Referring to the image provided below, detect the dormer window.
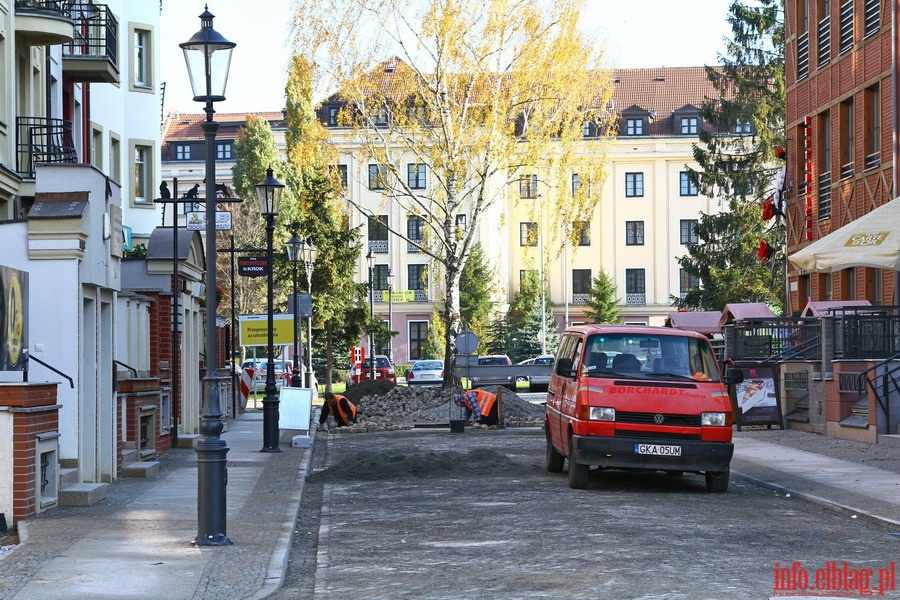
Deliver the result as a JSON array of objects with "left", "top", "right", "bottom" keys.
[
  {"left": 680, "top": 117, "right": 698, "bottom": 134},
  {"left": 582, "top": 120, "right": 592, "bottom": 137},
  {"left": 374, "top": 107, "right": 389, "bottom": 126},
  {"left": 327, "top": 106, "right": 340, "bottom": 127},
  {"left": 625, "top": 118, "right": 644, "bottom": 136}
]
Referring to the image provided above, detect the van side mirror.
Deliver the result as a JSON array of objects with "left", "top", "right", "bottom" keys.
[
  {"left": 723, "top": 368, "right": 744, "bottom": 386},
  {"left": 556, "top": 357, "right": 574, "bottom": 377}
]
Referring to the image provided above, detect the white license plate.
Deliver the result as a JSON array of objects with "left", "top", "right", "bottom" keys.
[
  {"left": 634, "top": 443, "right": 682, "bottom": 457},
  {"left": 420, "top": 374, "right": 434, "bottom": 379}
]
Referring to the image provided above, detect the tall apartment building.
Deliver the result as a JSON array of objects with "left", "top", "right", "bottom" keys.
[
  {"left": 324, "top": 65, "right": 733, "bottom": 363},
  {"left": 784, "top": 0, "right": 894, "bottom": 310}
]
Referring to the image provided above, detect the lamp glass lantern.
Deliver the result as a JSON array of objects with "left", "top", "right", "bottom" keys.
[
  {"left": 180, "top": 8, "right": 235, "bottom": 103},
  {"left": 256, "top": 168, "right": 284, "bottom": 215}
]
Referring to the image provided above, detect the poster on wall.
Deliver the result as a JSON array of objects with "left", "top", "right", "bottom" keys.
[
  {"left": 0, "top": 265, "right": 28, "bottom": 371},
  {"left": 731, "top": 364, "right": 783, "bottom": 430}
]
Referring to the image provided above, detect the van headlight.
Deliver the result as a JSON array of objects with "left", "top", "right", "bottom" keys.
[
  {"left": 701, "top": 412, "right": 726, "bottom": 426},
  {"left": 589, "top": 407, "right": 615, "bottom": 421}
]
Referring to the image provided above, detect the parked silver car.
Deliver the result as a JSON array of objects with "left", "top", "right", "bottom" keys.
[
  {"left": 472, "top": 354, "right": 514, "bottom": 390},
  {"left": 525, "top": 354, "right": 554, "bottom": 392},
  {"left": 407, "top": 359, "right": 444, "bottom": 387}
]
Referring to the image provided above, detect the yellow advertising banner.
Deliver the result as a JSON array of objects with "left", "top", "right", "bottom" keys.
[{"left": 239, "top": 314, "right": 295, "bottom": 346}]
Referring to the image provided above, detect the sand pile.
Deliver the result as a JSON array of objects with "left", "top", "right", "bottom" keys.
[{"left": 328, "top": 385, "right": 545, "bottom": 432}]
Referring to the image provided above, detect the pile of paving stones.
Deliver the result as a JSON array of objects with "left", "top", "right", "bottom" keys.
[{"left": 328, "top": 384, "right": 546, "bottom": 433}]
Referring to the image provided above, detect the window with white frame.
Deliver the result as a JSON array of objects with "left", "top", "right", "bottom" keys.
[
  {"left": 574, "top": 221, "right": 590, "bottom": 246},
  {"left": 408, "top": 264, "right": 427, "bottom": 290},
  {"left": 519, "top": 174, "right": 538, "bottom": 199},
  {"left": 625, "top": 221, "right": 644, "bottom": 246},
  {"left": 625, "top": 172, "right": 644, "bottom": 197},
  {"left": 407, "top": 214, "right": 424, "bottom": 242},
  {"left": 680, "top": 219, "right": 699, "bottom": 245},
  {"left": 407, "top": 163, "right": 427, "bottom": 189},
  {"left": 680, "top": 269, "right": 701, "bottom": 295},
  {"left": 735, "top": 120, "right": 752, "bottom": 135},
  {"left": 132, "top": 27, "right": 152, "bottom": 89},
  {"left": 336, "top": 164, "right": 348, "bottom": 189},
  {"left": 625, "top": 268, "right": 646, "bottom": 295},
  {"left": 679, "top": 171, "right": 698, "bottom": 196},
  {"left": 456, "top": 213, "right": 467, "bottom": 230},
  {"left": 327, "top": 106, "right": 340, "bottom": 126},
  {"left": 133, "top": 144, "right": 152, "bottom": 204},
  {"left": 409, "top": 321, "right": 428, "bottom": 360},
  {"left": 368, "top": 164, "right": 389, "bottom": 190},
  {"left": 520, "top": 222, "right": 538, "bottom": 246},
  {"left": 572, "top": 269, "right": 592, "bottom": 294}
]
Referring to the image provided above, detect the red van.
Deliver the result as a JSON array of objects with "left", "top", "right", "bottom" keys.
[{"left": 545, "top": 325, "right": 743, "bottom": 492}]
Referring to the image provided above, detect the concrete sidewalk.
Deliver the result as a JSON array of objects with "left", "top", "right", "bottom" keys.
[
  {"left": 732, "top": 430, "right": 900, "bottom": 528},
  {"left": 0, "top": 411, "right": 315, "bottom": 600},
  {"left": 3, "top": 419, "right": 900, "bottom": 599}
]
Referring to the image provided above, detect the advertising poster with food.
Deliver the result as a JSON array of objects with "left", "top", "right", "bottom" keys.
[
  {"left": 0, "top": 265, "right": 28, "bottom": 371},
  {"left": 732, "top": 365, "right": 782, "bottom": 428}
]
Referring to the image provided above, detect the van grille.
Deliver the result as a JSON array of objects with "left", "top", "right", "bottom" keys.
[
  {"left": 616, "top": 430, "right": 702, "bottom": 441},
  {"left": 616, "top": 411, "right": 701, "bottom": 427}
]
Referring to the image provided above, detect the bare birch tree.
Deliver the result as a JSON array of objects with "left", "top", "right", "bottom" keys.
[{"left": 291, "top": 0, "right": 614, "bottom": 383}]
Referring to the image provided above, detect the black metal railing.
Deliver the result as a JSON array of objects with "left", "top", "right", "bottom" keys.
[
  {"left": 835, "top": 309, "right": 900, "bottom": 359},
  {"left": 64, "top": 3, "right": 117, "bottom": 66},
  {"left": 864, "top": 0, "right": 880, "bottom": 37},
  {"left": 14, "top": 0, "right": 72, "bottom": 16},
  {"left": 725, "top": 319, "right": 820, "bottom": 362},
  {"left": 16, "top": 116, "right": 78, "bottom": 178}
]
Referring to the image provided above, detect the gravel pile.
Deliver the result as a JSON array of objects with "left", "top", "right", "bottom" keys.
[{"left": 328, "top": 385, "right": 546, "bottom": 433}]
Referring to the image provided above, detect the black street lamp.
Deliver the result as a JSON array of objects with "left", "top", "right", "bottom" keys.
[
  {"left": 180, "top": 5, "right": 235, "bottom": 547},
  {"left": 285, "top": 229, "right": 303, "bottom": 388},
  {"left": 257, "top": 167, "right": 285, "bottom": 453},
  {"left": 366, "top": 249, "right": 376, "bottom": 381},
  {"left": 386, "top": 267, "right": 394, "bottom": 362},
  {"left": 300, "top": 239, "right": 318, "bottom": 388}
]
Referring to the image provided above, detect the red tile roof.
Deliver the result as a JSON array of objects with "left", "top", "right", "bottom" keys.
[{"left": 162, "top": 111, "right": 286, "bottom": 142}]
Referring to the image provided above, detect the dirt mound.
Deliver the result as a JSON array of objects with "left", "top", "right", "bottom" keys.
[
  {"left": 342, "top": 379, "right": 396, "bottom": 404},
  {"left": 328, "top": 385, "right": 545, "bottom": 432}
]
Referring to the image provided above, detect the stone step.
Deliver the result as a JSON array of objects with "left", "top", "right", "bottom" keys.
[
  {"left": 877, "top": 434, "right": 900, "bottom": 448},
  {"left": 58, "top": 467, "right": 80, "bottom": 488},
  {"left": 58, "top": 483, "right": 107, "bottom": 507},
  {"left": 122, "top": 460, "right": 160, "bottom": 478},
  {"left": 122, "top": 448, "right": 138, "bottom": 464}
]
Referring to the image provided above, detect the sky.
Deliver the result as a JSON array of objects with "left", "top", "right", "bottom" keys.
[{"left": 161, "top": 0, "right": 734, "bottom": 115}]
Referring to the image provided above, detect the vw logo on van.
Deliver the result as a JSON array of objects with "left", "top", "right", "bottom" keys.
[{"left": 653, "top": 413, "right": 665, "bottom": 424}]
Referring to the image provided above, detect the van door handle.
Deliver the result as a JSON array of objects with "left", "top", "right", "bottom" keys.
[{"left": 547, "top": 390, "right": 555, "bottom": 397}]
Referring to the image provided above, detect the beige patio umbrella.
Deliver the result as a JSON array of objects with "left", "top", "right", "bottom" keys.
[{"left": 789, "top": 196, "right": 900, "bottom": 273}]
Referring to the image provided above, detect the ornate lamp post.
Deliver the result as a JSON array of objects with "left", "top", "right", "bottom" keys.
[
  {"left": 366, "top": 249, "right": 376, "bottom": 381},
  {"left": 386, "top": 267, "right": 394, "bottom": 362},
  {"left": 180, "top": 5, "right": 235, "bottom": 547},
  {"left": 257, "top": 167, "right": 285, "bottom": 453},
  {"left": 300, "top": 239, "right": 318, "bottom": 388},
  {"left": 285, "top": 229, "right": 304, "bottom": 388}
]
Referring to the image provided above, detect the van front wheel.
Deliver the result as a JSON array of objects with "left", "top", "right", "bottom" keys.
[
  {"left": 546, "top": 437, "right": 565, "bottom": 473},
  {"left": 567, "top": 452, "right": 590, "bottom": 489},
  {"left": 705, "top": 469, "right": 730, "bottom": 493}
]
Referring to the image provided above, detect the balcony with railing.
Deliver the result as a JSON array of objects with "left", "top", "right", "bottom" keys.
[
  {"left": 864, "top": 0, "right": 880, "bottom": 38},
  {"left": 16, "top": 117, "right": 78, "bottom": 178},
  {"left": 63, "top": 3, "right": 118, "bottom": 84},
  {"left": 14, "top": 0, "right": 75, "bottom": 45},
  {"left": 368, "top": 239, "right": 388, "bottom": 253},
  {"left": 864, "top": 151, "right": 881, "bottom": 170},
  {"left": 625, "top": 293, "right": 645, "bottom": 305},
  {"left": 840, "top": 160, "right": 854, "bottom": 180}
]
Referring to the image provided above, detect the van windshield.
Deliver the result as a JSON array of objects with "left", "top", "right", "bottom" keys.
[{"left": 583, "top": 333, "right": 720, "bottom": 382}]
